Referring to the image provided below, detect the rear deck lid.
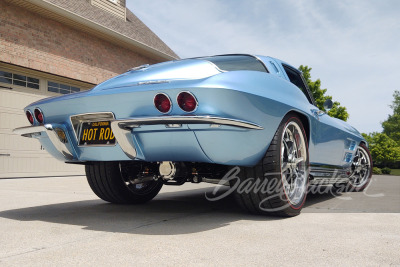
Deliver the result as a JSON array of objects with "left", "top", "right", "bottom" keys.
[{"left": 92, "top": 59, "right": 222, "bottom": 91}]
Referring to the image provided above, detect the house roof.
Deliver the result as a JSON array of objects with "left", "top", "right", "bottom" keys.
[{"left": 9, "top": 0, "right": 179, "bottom": 61}]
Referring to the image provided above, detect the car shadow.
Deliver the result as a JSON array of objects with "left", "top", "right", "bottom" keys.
[
  {"left": 0, "top": 187, "right": 268, "bottom": 235},
  {"left": 304, "top": 186, "right": 340, "bottom": 207},
  {"left": 0, "top": 185, "right": 377, "bottom": 235}
]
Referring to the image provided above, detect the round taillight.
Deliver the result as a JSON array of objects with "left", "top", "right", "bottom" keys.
[
  {"left": 34, "top": 108, "right": 44, "bottom": 124},
  {"left": 177, "top": 92, "right": 197, "bottom": 112},
  {"left": 154, "top": 93, "right": 172, "bottom": 113},
  {"left": 26, "top": 110, "right": 34, "bottom": 125}
]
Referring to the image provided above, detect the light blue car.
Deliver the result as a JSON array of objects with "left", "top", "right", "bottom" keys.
[{"left": 14, "top": 54, "right": 372, "bottom": 216}]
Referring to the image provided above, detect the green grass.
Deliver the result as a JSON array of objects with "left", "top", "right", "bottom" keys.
[{"left": 390, "top": 169, "right": 400, "bottom": 176}]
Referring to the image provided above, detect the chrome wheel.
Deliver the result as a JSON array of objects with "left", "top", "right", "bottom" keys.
[
  {"left": 119, "top": 162, "right": 161, "bottom": 196},
  {"left": 281, "top": 121, "right": 308, "bottom": 206},
  {"left": 232, "top": 114, "right": 309, "bottom": 216},
  {"left": 349, "top": 146, "right": 371, "bottom": 188}
]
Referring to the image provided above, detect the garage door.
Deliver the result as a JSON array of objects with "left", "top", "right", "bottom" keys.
[
  {"left": 0, "top": 64, "right": 92, "bottom": 178},
  {"left": 0, "top": 88, "right": 84, "bottom": 178}
]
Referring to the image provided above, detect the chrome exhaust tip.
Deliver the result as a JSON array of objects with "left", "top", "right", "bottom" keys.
[{"left": 159, "top": 161, "right": 177, "bottom": 180}]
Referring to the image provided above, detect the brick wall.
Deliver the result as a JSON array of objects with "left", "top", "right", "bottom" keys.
[{"left": 0, "top": 1, "right": 158, "bottom": 85}]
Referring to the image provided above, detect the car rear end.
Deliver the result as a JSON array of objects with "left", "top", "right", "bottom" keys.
[{"left": 14, "top": 55, "right": 286, "bottom": 166}]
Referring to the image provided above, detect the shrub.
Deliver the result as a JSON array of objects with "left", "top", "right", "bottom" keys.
[
  {"left": 372, "top": 167, "right": 382, "bottom": 175},
  {"left": 381, "top": 167, "right": 392, "bottom": 174}
]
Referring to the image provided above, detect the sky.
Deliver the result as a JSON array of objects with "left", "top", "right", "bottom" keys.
[{"left": 127, "top": 0, "right": 400, "bottom": 134}]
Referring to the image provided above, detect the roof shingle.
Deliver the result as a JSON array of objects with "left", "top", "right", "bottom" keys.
[{"left": 43, "top": 0, "right": 178, "bottom": 59}]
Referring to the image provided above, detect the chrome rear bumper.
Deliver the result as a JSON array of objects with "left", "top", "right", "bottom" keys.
[
  {"left": 112, "top": 116, "right": 263, "bottom": 130},
  {"left": 110, "top": 116, "right": 263, "bottom": 159},
  {"left": 13, "top": 124, "right": 74, "bottom": 160},
  {"left": 14, "top": 115, "right": 263, "bottom": 161}
]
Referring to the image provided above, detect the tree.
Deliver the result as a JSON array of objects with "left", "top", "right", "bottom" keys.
[
  {"left": 298, "top": 65, "right": 349, "bottom": 121},
  {"left": 382, "top": 90, "right": 400, "bottom": 145},
  {"left": 362, "top": 132, "right": 400, "bottom": 167}
]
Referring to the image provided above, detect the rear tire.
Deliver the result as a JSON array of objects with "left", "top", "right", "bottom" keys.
[
  {"left": 232, "top": 113, "right": 310, "bottom": 217},
  {"left": 85, "top": 161, "right": 163, "bottom": 204}
]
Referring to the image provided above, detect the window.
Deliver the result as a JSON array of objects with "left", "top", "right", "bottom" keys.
[
  {"left": 282, "top": 64, "right": 314, "bottom": 104},
  {"left": 0, "top": 70, "right": 39, "bottom": 89},
  {"left": 48, "top": 81, "right": 80, "bottom": 94},
  {"left": 108, "top": 0, "right": 118, "bottom": 3},
  {"left": 199, "top": 55, "right": 268, "bottom": 73}
]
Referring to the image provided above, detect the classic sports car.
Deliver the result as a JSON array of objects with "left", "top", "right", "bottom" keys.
[{"left": 14, "top": 54, "right": 372, "bottom": 216}]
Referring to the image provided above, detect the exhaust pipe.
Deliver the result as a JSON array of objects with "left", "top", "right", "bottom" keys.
[
  {"left": 159, "top": 161, "right": 177, "bottom": 180},
  {"left": 159, "top": 161, "right": 188, "bottom": 185}
]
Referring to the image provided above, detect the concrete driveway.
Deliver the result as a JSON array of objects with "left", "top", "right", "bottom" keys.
[{"left": 0, "top": 175, "right": 399, "bottom": 266}]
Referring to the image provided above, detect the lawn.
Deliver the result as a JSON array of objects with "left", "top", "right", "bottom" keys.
[{"left": 390, "top": 169, "right": 400, "bottom": 176}]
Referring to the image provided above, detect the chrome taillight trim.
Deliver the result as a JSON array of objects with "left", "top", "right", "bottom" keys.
[
  {"left": 176, "top": 91, "right": 198, "bottom": 113},
  {"left": 26, "top": 110, "right": 34, "bottom": 125},
  {"left": 153, "top": 93, "right": 172, "bottom": 114},
  {"left": 34, "top": 108, "right": 44, "bottom": 124}
]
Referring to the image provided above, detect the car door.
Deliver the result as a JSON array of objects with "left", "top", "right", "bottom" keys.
[
  {"left": 279, "top": 63, "right": 351, "bottom": 168},
  {"left": 309, "top": 111, "right": 356, "bottom": 167}
]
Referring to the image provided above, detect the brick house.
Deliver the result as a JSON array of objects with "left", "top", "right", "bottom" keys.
[{"left": 0, "top": 0, "right": 178, "bottom": 178}]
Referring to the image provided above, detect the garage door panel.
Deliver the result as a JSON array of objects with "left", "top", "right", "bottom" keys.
[
  {"left": 0, "top": 89, "right": 42, "bottom": 109},
  {"left": 0, "top": 88, "right": 84, "bottom": 178},
  {"left": 0, "top": 112, "right": 31, "bottom": 131},
  {"left": 0, "top": 132, "right": 44, "bottom": 151}
]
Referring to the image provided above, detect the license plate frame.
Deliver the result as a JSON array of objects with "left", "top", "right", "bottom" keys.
[{"left": 78, "top": 120, "right": 116, "bottom": 146}]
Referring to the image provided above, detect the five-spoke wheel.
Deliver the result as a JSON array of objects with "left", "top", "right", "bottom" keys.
[
  {"left": 281, "top": 121, "right": 308, "bottom": 207},
  {"left": 232, "top": 113, "right": 309, "bottom": 217}
]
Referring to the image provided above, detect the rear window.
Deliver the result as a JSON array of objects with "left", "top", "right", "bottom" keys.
[{"left": 199, "top": 55, "right": 268, "bottom": 73}]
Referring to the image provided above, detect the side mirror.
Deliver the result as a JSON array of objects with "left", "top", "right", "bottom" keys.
[{"left": 323, "top": 99, "right": 333, "bottom": 111}]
